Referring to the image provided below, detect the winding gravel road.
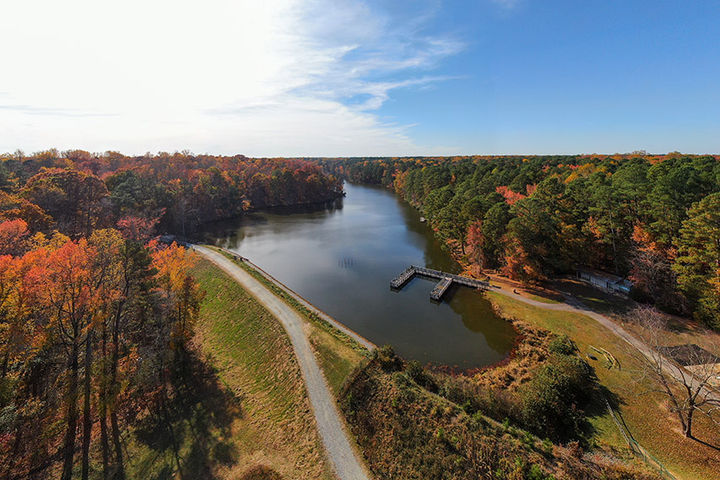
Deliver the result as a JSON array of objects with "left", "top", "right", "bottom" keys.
[
  {"left": 489, "top": 283, "right": 720, "bottom": 402},
  {"left": 193, "top": 245, "right": 371, "bottom": 480}
]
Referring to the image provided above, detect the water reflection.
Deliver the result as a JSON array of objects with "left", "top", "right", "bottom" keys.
[{"left": 198, "top": 183, "right": 515, "bottom": 369}]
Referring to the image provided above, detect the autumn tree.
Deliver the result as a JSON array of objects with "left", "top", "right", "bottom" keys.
[
  {"left": 150, "top": 242, "right": 203, "bottom": 344},
  {"left": 35, "top": 239, "right": 100, "bottom": 480},
  {"left": 0, "top": 219, "right": 29, "bottom": 256},
  {"left": 0, "top": 191, "right": 52, "bottom": 231},
  {"left": 21, "top": 168, "right": 109, "bottom": 237},
  {"left": 629, "top": 232, "right": 685, "bottom": 317}
]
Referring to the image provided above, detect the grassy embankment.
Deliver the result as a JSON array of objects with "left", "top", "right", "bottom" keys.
[
  {"left": 124, "top": 254, "right": 365, "bottom": 479},
  {"left": 209, "top": 246, "right": 368, "bottom": 394},
  {"left": 487, "top": 291, "right": 720, "bottom": 480},
  {"left": 340, "top": 346, "right": 659, "bottom": 480}
]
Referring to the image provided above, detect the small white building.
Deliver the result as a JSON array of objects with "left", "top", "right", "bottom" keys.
[{"left": 575, "top": 267, "right": 632, "bottom": 296}]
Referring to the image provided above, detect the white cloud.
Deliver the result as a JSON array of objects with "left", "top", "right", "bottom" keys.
[{"left": 0, "top": 0, "right": 462, "bottom": 156}]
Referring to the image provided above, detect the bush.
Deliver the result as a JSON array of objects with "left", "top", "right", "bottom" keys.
[
  {"left": 528, "top": 463, "right": 554, "bottom": 480},
  {"left": 376, "top": 345, "right": 402, "bottom": 372},
  {"left": 406, "top": 360, "right": 438, "bottom": 392},
  {"left": 518, "top": 354, "right": 595, "bottom": 441},
  {"left": 548, "top": 334, "right": 577, "bottom": 355}
]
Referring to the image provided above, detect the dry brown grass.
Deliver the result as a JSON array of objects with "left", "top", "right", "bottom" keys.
[{"left": 470, "top": 319, "right": 552, "bottom": 391}]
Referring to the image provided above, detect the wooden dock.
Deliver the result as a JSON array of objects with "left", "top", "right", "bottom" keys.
[
  {"left": 430, "top": 277, "right": 453, "bottom": 301},
  {"left": 390, "top": 265, "right": 489, "bottom": 301},
  {"left": 390, "top": 267, "right": 416, "bottom": 289}
]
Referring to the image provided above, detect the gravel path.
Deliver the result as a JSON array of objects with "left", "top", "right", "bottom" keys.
[{"left": 193, "top": 245, "right": 371, "bottom": 480}]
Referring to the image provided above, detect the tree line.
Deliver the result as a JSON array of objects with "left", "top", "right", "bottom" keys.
[
  {"left": 0, "top": 228, "right": 202, "bottom": 479},
  {"left": 320, "top": 154, "right": 720, "bottom": 328},
  {"left": 0, "top": 149, "right": 343, "bottom": 238}
]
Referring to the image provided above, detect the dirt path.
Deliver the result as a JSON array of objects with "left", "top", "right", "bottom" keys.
[
  {"left": 489, "top": 283, "right": 719, "bottom": 402},
  {"left": 193, "top": 245, "right": 371, "bottom": 480}
]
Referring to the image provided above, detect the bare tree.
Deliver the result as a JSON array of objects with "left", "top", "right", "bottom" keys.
[{"left": 627, "top": 306, "right": 720, "bottom": 440}]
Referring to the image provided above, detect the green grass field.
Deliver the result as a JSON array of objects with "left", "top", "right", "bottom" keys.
[{"left": 487, "top": 292, "right": 720, "bottom": 480}]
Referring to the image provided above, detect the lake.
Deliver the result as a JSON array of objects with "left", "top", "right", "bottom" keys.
[{"left": 199, "top": 183, "right": 516, "bottom": 369}]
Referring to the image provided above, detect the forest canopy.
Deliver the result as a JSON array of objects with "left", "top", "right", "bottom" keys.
[{"left": 0, "top": 149, "right": 343, "bottom": 238}]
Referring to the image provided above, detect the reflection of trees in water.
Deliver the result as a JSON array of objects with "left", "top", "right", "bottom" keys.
[
  {"left": 394, "top": 195, "right": 460, "bottom": 274},
  {"left": 197, "top": 196, "right": 344, "bottom": 249},
  {"left": 194, "top": 183, "right": 517, "bottom": 367},
  {"left": 445, "top": 286, "right": 516, "bottom": 355}
]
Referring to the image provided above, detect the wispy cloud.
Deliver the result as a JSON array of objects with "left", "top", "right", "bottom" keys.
[
  {"left": 0, "top": 0, "right": 463, "bottom": 156},
  {"left": 0, "top": 104, "right": 117, "bottom": 117}
]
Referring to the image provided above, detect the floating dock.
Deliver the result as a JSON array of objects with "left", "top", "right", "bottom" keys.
[{"left": 390, "top": 265, "right": 489, "bottom": 301}]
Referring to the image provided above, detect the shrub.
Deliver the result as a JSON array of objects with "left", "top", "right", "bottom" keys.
[
  {"left": 518, "top": 354, "right": 595, "bottom": 441},
  {"left": 376, "top": 345, "right": 402, "bottom": 371},
  {"left": 548, "top": 334, "right": 577, "bottom": 355},
  {"left": 528, "top": 463, "right": 553, "bottom": 480},
  {"left": 406, "top": 360, "right": 438, "bottom": 392}
]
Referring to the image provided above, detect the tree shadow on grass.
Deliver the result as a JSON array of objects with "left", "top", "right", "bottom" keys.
[
  {"left": 239, "top": 465, "right": 284, "bottom": 480},
  {"left": 573, "top": 371, "right": 626, "bottom": 448},
  {"left": 132, "top": 348, "right": 243, "bottom": 480}
]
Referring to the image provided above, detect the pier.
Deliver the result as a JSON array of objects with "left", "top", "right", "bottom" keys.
[
  {"left": 390, "top": 265, "right": 489, "bottom": 301},
  {"left": 390, "top": 267, "right": 416, "bottom": 289},
  {"left": 430, "top": 277, "right": 453, "bottom": 301}
]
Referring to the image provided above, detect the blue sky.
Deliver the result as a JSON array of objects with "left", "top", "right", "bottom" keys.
[
  {"left": 371, "top": 0, "right": 720, "bottom": 154},
  {"left": 1, "top": 0, "right": 718, "bottom": 155}
]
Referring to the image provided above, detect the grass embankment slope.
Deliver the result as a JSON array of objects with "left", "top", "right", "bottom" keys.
[
  {"left": 195, "top": 257, "right": 339, "bottom": 479},
  {"left": 487, "top": 291, "right": 720, "bottom": 480},
  {"left": 341, "top": 347, "right": 658, "bottom": 480},
  {"left": 210, "top": 246, "right": 367, "bottom": 394},
  {"left": 127, "top": 255, "right": 365, "bottom": 480}
]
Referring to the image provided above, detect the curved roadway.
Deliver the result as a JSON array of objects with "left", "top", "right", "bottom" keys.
[{"left": 489, "top": 283, "right": 719, "bottom": 402}]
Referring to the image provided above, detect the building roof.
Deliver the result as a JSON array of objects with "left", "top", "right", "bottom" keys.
[{"left": 657, "top": 344, "right": 720, "bottom": 366}]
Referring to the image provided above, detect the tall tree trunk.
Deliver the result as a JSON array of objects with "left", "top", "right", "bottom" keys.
[
  {"left": 0, "top": 352, "right": 8, "bottom": 380},
  {"left": 110, "top": 412, "right": 124, "bottom": 480},
  {"left": 110, "top": 316, "right": 125, "bottom": 480},
  {"left": 684, "top": 406, "right": 694, "bottom": 438},
  {"left": 3, "top": 425, "right": 22, "bottom": 480},
  {"left": 61, "top": 340, "right": 80, "bottom": 480},
  {"left": 100, "top": 325, "right": 110, "bottom": 479},
  {"left": 82, "top": 330, "right": 93, "bottom": 480}
]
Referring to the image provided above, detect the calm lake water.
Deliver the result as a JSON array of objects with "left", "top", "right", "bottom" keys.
[{"left": 199, "top": 183, "right": 516, "bottom": 369}]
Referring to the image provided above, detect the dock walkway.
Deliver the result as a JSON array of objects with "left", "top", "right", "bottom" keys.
[
  {"left": 391, "top": 265, "right": 489, "bottom": 301},
  {"left": 390, "top": 267, "right": 416, "bottom": 289},
  {"left": 430, "top": 277, "right": 453, "bottom": 301}
]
